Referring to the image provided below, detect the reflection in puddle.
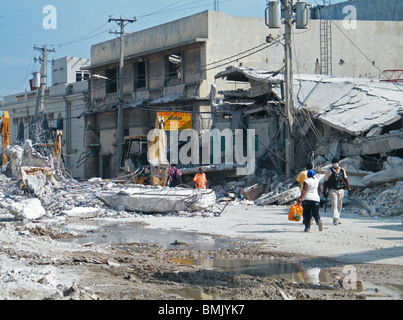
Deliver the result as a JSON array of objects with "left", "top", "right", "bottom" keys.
[
  {"left": 166, "top": 287, "right": 215, "bottom": 300},
  {"left": 171, "top": 258, "right": 403, "bottom": 300},
  {"left": 172, "top": 258, "right": 312, "bottom": 283}
]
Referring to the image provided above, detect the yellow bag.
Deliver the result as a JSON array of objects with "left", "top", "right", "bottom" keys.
[{"left": 288, "top": 203, "right": 303, "bottom": 221}]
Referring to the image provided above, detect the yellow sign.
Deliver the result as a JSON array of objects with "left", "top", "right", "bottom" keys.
[{"left": 157, "top": 112, "right": 192, "bottom": 131}]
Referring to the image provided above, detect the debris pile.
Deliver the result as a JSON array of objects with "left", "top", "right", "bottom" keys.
[
  {"left": 0, "top": 141, "right": 217, "bottom": 220},
  {"left": 0, "top": 139, "right": 401, "bottom": 223},
  {"left": 212, "top": 168, "right": 297, "bottom": 206},
  {"left": 353, "top": 181, "right": 403, "bottom": 217}
]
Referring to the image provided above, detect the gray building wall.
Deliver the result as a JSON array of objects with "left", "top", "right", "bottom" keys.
[{"left": 89, "top": 10, "right": 403, "bottom": 98}]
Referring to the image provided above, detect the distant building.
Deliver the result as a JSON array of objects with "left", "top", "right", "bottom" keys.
[
  {"left": 2, "top": 56, "right": 90, "bottom": 179},
  {"left": 311, "top": 0, "right": 403, "bottom": 21}
]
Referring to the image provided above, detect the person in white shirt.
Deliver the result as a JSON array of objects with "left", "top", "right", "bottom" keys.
[{"left": 297, "top": 169, "right": 323, "bottom": 233}]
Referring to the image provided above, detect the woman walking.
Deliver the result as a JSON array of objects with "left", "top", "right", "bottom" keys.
[{"left": 297, "top": 169, "right": 323, "bottom": 232}]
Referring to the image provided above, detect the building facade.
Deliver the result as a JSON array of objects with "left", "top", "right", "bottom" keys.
[
  {"left": 84, "top": 10, "right": 403, "bottom": 178},
  {"left": 2, "top": 56, "right": 90, "bottom": 179}
]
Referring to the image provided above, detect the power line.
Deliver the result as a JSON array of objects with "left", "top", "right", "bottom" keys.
[{"left": 50, "top": 23, "right": 110, "bottom": 47}]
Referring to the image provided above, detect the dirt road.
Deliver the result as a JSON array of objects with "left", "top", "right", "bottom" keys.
[{"left": 0, "top": 202, "right": 401, "bottom": 301}]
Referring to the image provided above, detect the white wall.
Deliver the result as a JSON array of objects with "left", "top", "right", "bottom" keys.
[{"left": 52, "top": 56, "right": 90, "bottom": 86}]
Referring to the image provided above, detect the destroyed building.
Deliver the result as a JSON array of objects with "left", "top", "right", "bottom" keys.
[
  {"left": 82, "top": 9, "right": 403, "bottom": 180},
  {"left": 2, "top": 57, "right": 90, "bottom": 179},
  {"left": 214, "top": 66, "right": 403, "bottom": 186}
]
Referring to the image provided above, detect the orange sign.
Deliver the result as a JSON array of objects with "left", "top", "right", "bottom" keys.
[{"left": 157, "top": 112, "right": 192, "bottom": 131}]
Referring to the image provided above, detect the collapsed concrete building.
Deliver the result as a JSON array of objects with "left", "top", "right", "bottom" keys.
[
  {"left": 213, "top": 66, "right": 403, "bottom": 187},
  {"left": 82, "top": 9, "right": 403, "bottom": 180}
]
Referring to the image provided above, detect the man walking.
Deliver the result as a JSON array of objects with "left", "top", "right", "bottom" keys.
[{"left": 323, "top": 158, "right": 351, "bottom": 225}]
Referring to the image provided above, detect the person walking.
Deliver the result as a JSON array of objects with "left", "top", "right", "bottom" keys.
[
  {"left": 168, "top": 164, "right": 182, "bottom": 188},
  {"left": 291, "top": 162, "right": 314, "bottom": 190},
  {"left": 291, "top": 162, "right": 314, "bottom": 226},
  {"left": 323, "top": 158, "right": 351, "bottom": 225},
  {"left": 193, "top": 168, "right": 207, "bottom": 189},
  {"left": 297, "top": 169, "right": 323, "bottom": 233}
]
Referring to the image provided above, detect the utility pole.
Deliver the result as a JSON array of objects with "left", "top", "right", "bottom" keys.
[
  {"left": 33, "top": 45, "right": 55, "bottom": 143},
  {"left": 266, "top": 0, "right": 310, "bottom": 178},
  {"left": 283, "top": 0, "right": 294, "bottom": 179},
  {"left": 108, "top": 16, "right": 136, "bottom": 176}
]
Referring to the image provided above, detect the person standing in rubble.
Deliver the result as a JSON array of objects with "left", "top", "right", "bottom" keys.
[
  {"left": 193, "top": 168, "right": 207, "bottom": 189},
  {"left": 297, "top": 169, "right": 323, "bottom": 233},
  {"left": 323, "top": 158, "right": 352, "bottom": 225},
  {"left": 168, "top": 164, "right": 182, "bottom": 188}
]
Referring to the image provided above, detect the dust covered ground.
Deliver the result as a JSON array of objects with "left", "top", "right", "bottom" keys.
[
  {"left": 0, "top": 172, "right": 402, "bottom": 302},
  {"left": 0, "top": 215, "right": 401, "bottom": 301}
]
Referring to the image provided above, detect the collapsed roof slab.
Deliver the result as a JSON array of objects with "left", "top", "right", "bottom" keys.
[
  {"left": 216, "top": 67, "right": 403, "bottom": 137},
  {"left": 290, "top": 75, "right": 403, "bottom": 136}
]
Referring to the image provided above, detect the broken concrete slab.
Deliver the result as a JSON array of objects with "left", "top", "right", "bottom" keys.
[
  {"left": 362, "top": 166, "right": 403, "bottom": 186},
  {"left": 20, "top": 166, "right": 60, "bottom": 198},
  {"left": 4, "top": 140, "right": 54, "bottom": 178},
  {"left": 97, "top": 185, "right": 216, "bottom": 214},
  {"left": 4, "top": 198, "right": 46, "bottom": 220},
  {"left": 61, "top": 207, "right": 105, "bottom": 219},
  {"left": 87, "top": 177, "right": 103, "bottom": 185},
  {"left": 382, "top": 156, "right": 403, "bottom": 170},
  {"left": 255, "top": 187, "right": 301, "bottom": 206}
]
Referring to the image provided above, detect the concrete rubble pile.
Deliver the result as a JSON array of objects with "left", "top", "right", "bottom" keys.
[
  {"left": 348, "top": 156, "right": 403, "bottom": 217},
  {"left": 0, "top": 174, "right": 218, "bottom": 220},
  {"left": 211, "top": 154, "right": 403, "bottom": 219},
  {"left": 212, "top": 167, "right": 298, "bottom": 206},
  {"left": 0, "top": 139, "right": 401, "bottom": 222},
  {"left": 0, "top": 141, "right": 217, "bottom": 221}
]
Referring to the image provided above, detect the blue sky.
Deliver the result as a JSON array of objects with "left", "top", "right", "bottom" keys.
[{"left": 0, "top": 0, "right": 345, "bottom": 100}]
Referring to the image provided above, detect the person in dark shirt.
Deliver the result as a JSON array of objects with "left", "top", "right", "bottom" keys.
[
  {"left": 323, "top": 158, "right": 351, "bottom": 225},
  {"left": 168, "top": 164, "right": 182, "bottom": 187}
]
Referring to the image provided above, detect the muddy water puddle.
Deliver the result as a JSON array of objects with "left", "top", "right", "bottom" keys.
[
  {"left": 60, "top": 219, "right": 403, "bottom": 300},
  {"left": 60, "top": 220, "right": 255, "bottom": 251},
  {"left": 170, "top": 258, "right": 403, "bottom": 300}
]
